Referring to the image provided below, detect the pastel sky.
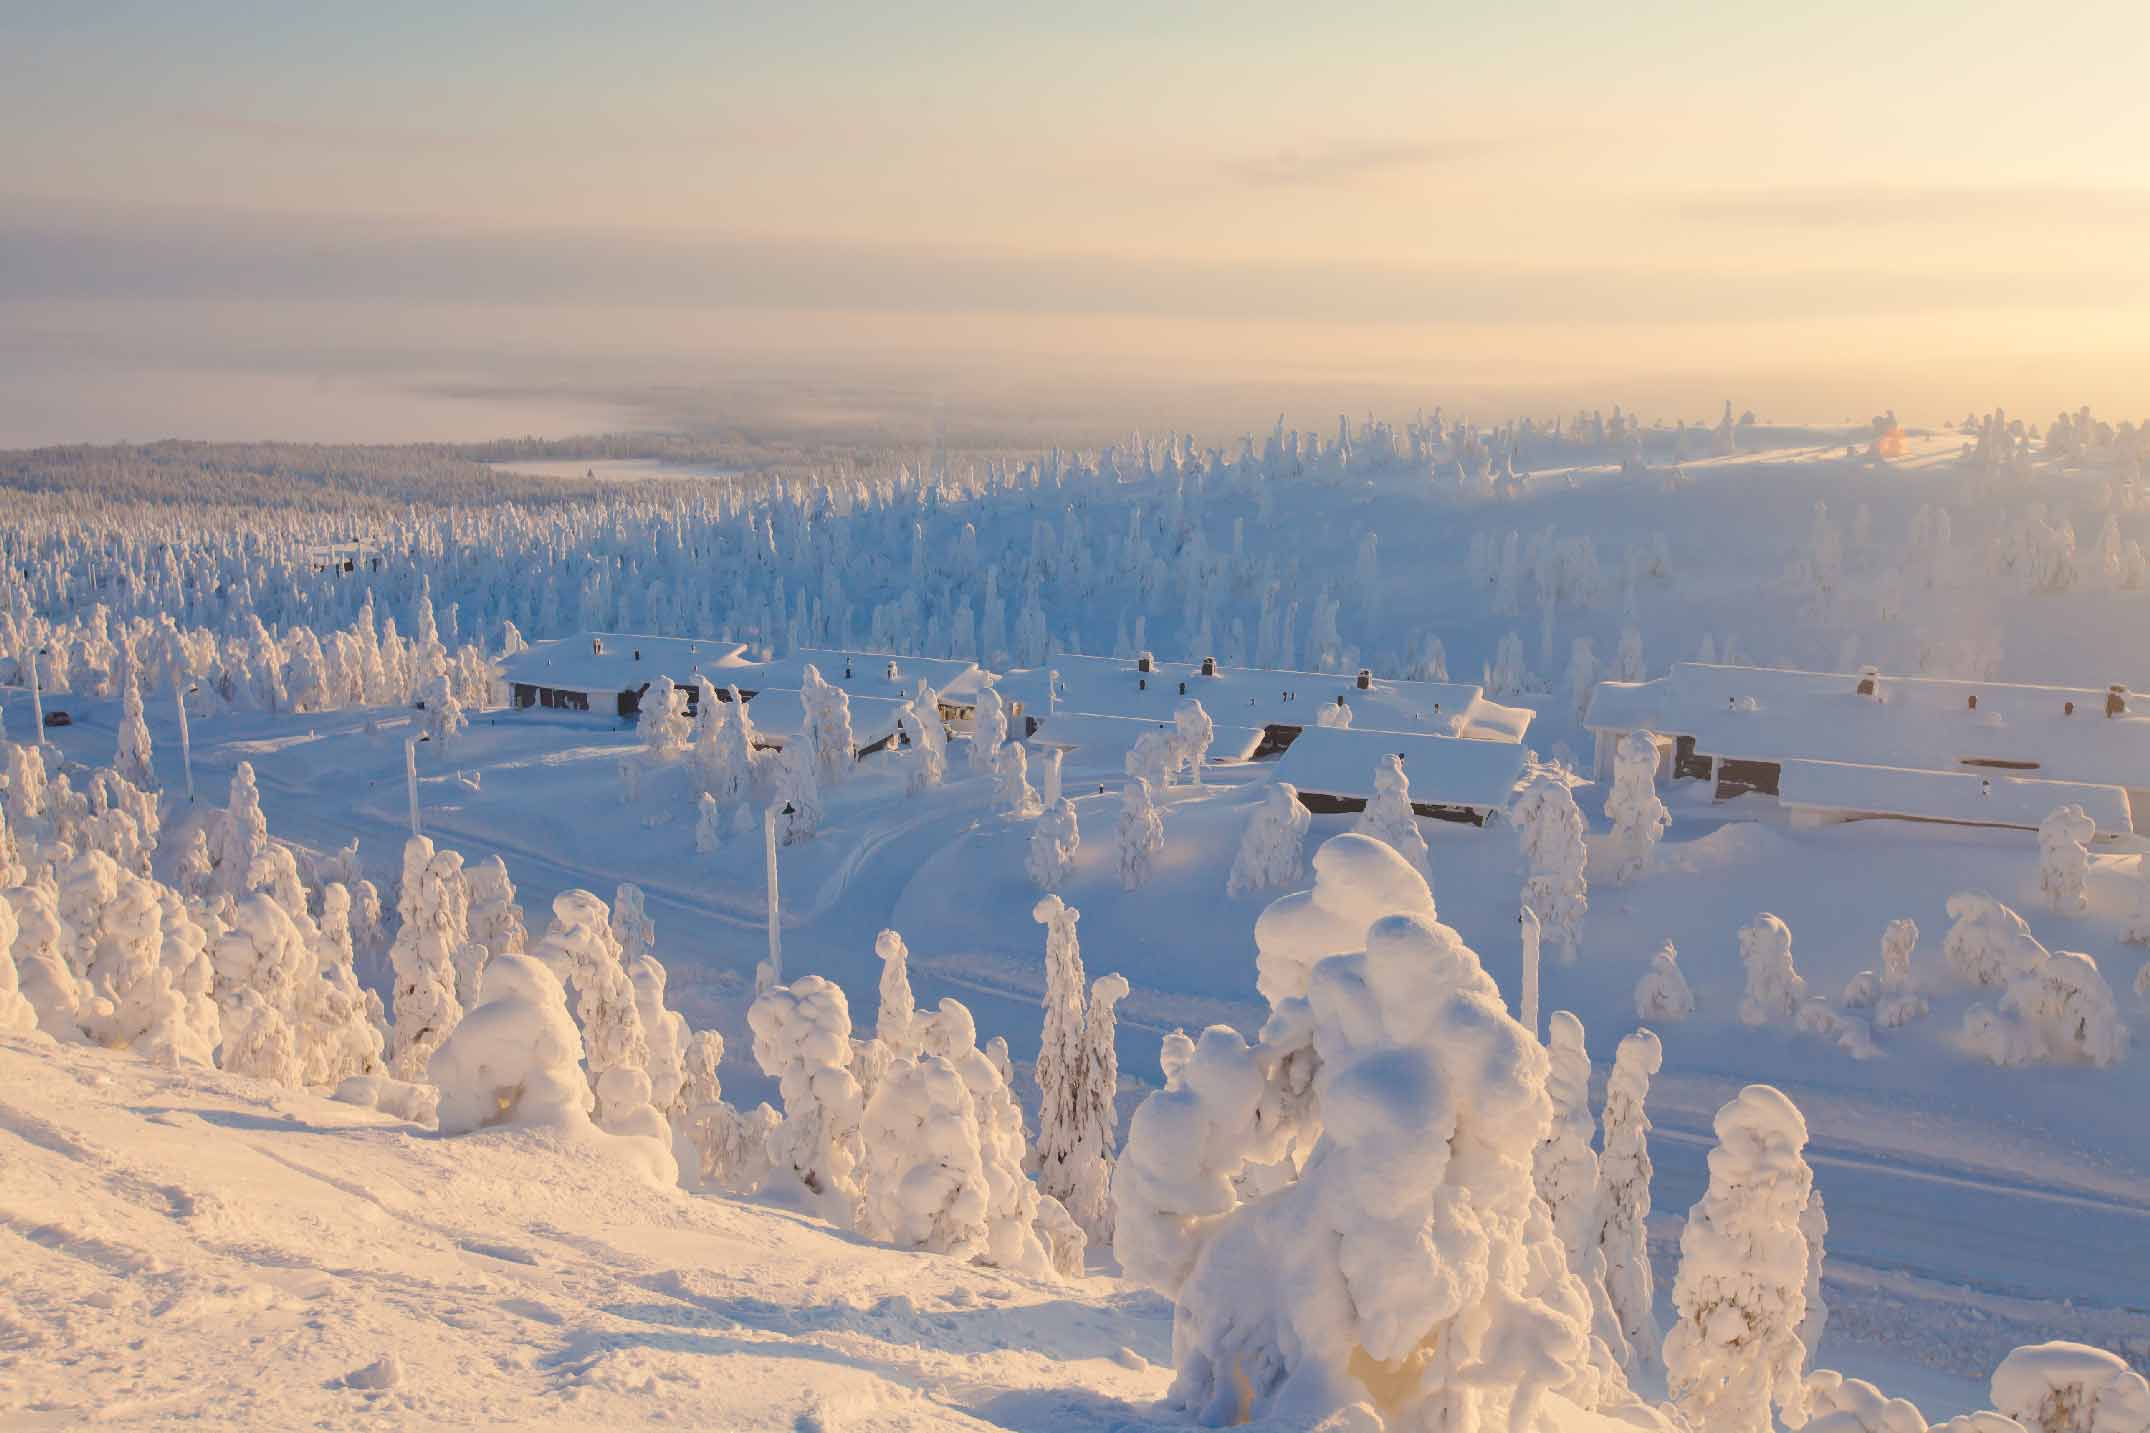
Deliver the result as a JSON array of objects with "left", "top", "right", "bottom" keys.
[{"left": 5, "top": 2, "right": 2148, "bottom": 444}]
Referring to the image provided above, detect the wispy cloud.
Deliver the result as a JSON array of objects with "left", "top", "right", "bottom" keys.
[
  {"left": 1670, "top": 185, "right": 2150, "bottom": 229},
  {"left": 1218, "top": 137, "right": 1506, "bottom": 190}
]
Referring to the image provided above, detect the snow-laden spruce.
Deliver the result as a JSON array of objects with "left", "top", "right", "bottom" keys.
[
  {"left": 1634, "top": 941, "right": 1695, "bottom": 1020},
  {"left": 1802, "top": 1369, "right": 1931, "bottom": 1433},
  {"left": 1025, "top": 796, "right": 1080, "bottom": 892},
  {"left": 873, "top": 928, "right": 918, "bottom": 1059},
  {"left": 1801, "top": 1188, "right": 1831, "bottom": 1366},
  {"left": 969, "top": 682, "right": 1008, "bottom": 777},
  {"left": 1063, "top": 971, "right": 1128, "bottom": 1244},
  {"left": 1945, "top": 893, "right": 2052, "bottom": 989},
  {"left": 1117, "top": 834, "right": 1652, "bottom": 1430},
  {"left": 1172, "top": 697, "right": 1213, "bottom": 785},
  {"left": 857, "top": 1051, "right": 993, "bottom": 1258},
  {"left": 431, "top": 954, "right": 591, "bottom": 1134},
  {"left": 466, "top": 855, "right": 528, "bottom": 966},
  {"left": 386, "top": 835, "right": 468, "bottom": 1081},
  {"left": 749, "top": 973, "right": 866, "bottom": 1225},
  {"left": 1515, "top": 771, "right": 1588, "bottom": 962},
  {"left": 1964, "top": 948, "right": 2129, "bottom": 1068},
  {"left": 1599, "top": 1028, "right": 1664, "bottom": 1368},
  {"left": 2037, "top": 805, "right": 2096, "bottom": 915},
  {"left": 1535, "top": 1010, "right": 1630, "bottom": 1370},
  {"left": 0, "top": 898, "right": 41, "bottom": 1038},
  {"left": 1664, "top": 1083, "right": 1817, "bottom": 1433},
  {"left": 1227, "top": 782, "right": 1309, "bottom": 897},
  {"left": 1604, "top": 729, "right": 1670, "bottom": 883},
  {"left": 1354, "top": 753, "right": 1432, "bottom": 884},
  {"left": 113, "top": 670, "right": 154, "bottom": 788},
  {"left": 630, "top": 949, "right": 689, "bottom": 1116},
  {"left": 1031, "top": 894, "right": 1088, "bottom": 1204},
  {"left": 535, "top": 888, "right": 666, "bottom": 1141},
  {"left": 915, "top": 995, "right": 1056, "bottom": 1277},
  {"left": 1115, "top": 776, "right": 1164, "bottom": 890},
  {"left": 995, "top": 738, "right": 1039, "bottom": 818},
  {"left": 675, "top": 1028, "right": 779, "bottom": 1194},
  {"left": 1739, "top": 913, "right": 1808, "bottom": 1025}
]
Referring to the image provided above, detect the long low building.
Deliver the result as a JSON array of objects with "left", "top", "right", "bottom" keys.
[
  {"left": 1587, "top": 662, "right": 2147, "bottom": 834},
  {"left": 995, "top": 652, "right": 1532, "bottom": 752},
  {"left": 1270, "top": 725, "right": 1537, "bottom": 825},
  {"left": 499, "top": 634, "right": 987, "bottom": 723}
]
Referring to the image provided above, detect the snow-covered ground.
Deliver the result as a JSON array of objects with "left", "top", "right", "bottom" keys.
[{"left": 5, "top": 412, "right": 2150, "bottom": 1427}]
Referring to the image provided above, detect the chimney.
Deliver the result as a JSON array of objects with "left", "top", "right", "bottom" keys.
[
  {"left": 2108, "top": 685, "right": 2128, "bottom": 718},
  {"left": 1356, "top": 668, "right": 1372, "bottom": 690},
  {"left": 1137, "top": 652, "right": 1155, "bottom": 673},
  {"left": 592, "top": 636, "right": 604, "bottom": 656},
  {"left": 1200, "top": 656, "right": 1216, "bottom": 676}
]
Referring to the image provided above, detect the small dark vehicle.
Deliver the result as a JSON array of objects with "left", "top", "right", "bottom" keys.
[{"left": 43, "top": 711, "right": 72, "bottom": 728}]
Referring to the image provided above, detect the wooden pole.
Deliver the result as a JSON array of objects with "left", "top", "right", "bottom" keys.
[
  {"left": 175, "top": 684, "right": 194, "bottom": 802},
  {"left": 1520, "top": 903, "right": 1542, "bottom": 1040},
  {"left": 27, "top": 646, "right": 45, "bottom": 742},
  {"left": 404, "top": 735, "right": 421, "bottom": 836},
  {"left": 757, "top": 804, "right": 782, "bottom": 994}
]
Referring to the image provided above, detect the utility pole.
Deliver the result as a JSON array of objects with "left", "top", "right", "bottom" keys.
[{"left": 756, "top": 804, "right": 782, "bottom": 994}]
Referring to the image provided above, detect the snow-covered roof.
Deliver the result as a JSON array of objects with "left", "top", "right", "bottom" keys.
[
  {"left": 1023, "top": 712, "right": 1266, "bottom": 766},
  {"left": 731, "top": 689, "right": 911, "bottom": 752},
  {"left": 1271, "top": 726, "right": 1535, "bottom": 812},
  {"left": 498, "top": 635, "right": 984, "bottom": 705},
  {"left": 499, "top": 634, "right": 756, "bottom": 694},
  {"left": 1586, "top": 663, "right": 2150, "bottom": 791},
  {"left": 994, "top": 653, "right": 1531, "bottom": 743},
  {"left": 1776, "top": 760, "right": 2134, "bottom": 834}
]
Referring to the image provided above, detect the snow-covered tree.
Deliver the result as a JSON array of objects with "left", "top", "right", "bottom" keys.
[
  {"left": 430, "top": 954, "right": 594, "bottom": 1135},
  {"left": 857, "top": 1051, "right": 992, "bottom": 1257},
  {"left": 0, "top": 899, "right": 42, "bottom": 1038},
  {"left": 386, "top": 836, "right": 467, "bottom": 1080},
  {"left": 636, "top": 674, "right": 690, "bottom": 757},
  {"left": 1032, "top": 893, "right": 1088, "bottom": 1203},
  {"left": 306, "top": 882, "right": 384, "bottom": 1085},
  {"left": 1536, "top": 1010, "right": 1628, "bottom": 1369},
  {"left": 1964, "top": 949, "right": 2129, "bottom": 1068},
  {"left": 113, "top": 670, "right": 153, "bottom": 787},
  {"left": 467, "top": 855, "right": 528, "bottom": 960},
  {"left": 1604, "top": 730, "right": 1669, "bottom": 883},
  {"left": 1634, "top": 941, "right": 1695, "bottom": 1020},
  {"left": 1614, "top": 624, "right": 1646, "bottom": 682},
  {"left": 915, "top": 995, "right": 1054, "bottom": 1276},
  {"left": 1355, "top": 753, "right": 1433, "bottom": 884},
  {"left": 874, "top": 928, "right": 918, "bottom": 1059},
  {"left": 1843, "top": 918, "right": 1929, "bottom": 1027},
  {"left": 212, "top": 893, "right": 313, "bottom": 1085},
  {"left": 694, "top": 792, "right": 722, "bottom": 855},
  {"left": 1800, "top": 1189, "right": 1830, "bottom": 1367},
  {"left": 1065, "top": 971, "right": 1128, "bottom": 1245},
  {"left": 535, "top": 888, "right": 660, "bottom": 1138},
  {"left": 1172, "top": 698, "right": 1214, "bottom": 785},
  {"left": 1600, "top": 1028, "right": 1664, "bottom": 1369},
  {"left": 1665, "top": 1084, "right": 1817, "bottom": 1433},
  {"left": 970, "top": 683, "right": 1008, "bottom": 777},
  {"left": 798, "top": 663, "right": 855, "bottom": 785},
  {"left": 749, "top": 974, "right": 866, "bottom": 1224},
  {"left": 1567, "top": 637, "right": 1598, "bottom": 723},
  {"left": 1515, "top": 773, "right": 1589, "bottom": 962},
  {"left": 1026, "top": 796, "right": 1080, "bottom": 892},
  {"left": 900, "top": 681, "right": 947, "bottom": 792},
  {"left": 212, "top": 761, "right": 270, "bottom": 903},
  {"left": 775, "top": 738, "right": 821, "bottom": 844},
  {"left": 1227, "top": 782, "right": 1310, "bottom": 897},
  {"left": 995, "top": 738, "right": 1040, "bottom": 818},
  {"left": 1739, "top": 913, "right": 1808, "bottom": 1025},
  {"left": 1802, "top": 1370, "right": 1929, "bottom": 1433},
  {"left": 675, "top": 1028, "right": 778, "bottom": 1194},
  {"left": 710, "top": 684, "right": 762, "bottom": 805},
  {"left": 420, "top": 671, "right": 467, "bottom": 747},
  {"left": 1115, "top": 776, "right": 1164, "bottom": 890},
  {"left": 1944, "top": 892, "right": 2052, "bottom": 989},
  {"left": 632, "top": 950, "right": 689, "bottom": 1116},
  {"left": 9, "top": 886, "right": 86, "bottom": 1043},
  {"left": 1991, "top": 1341, "right": 2150, "bottom": 1433},
  {"left": 2037, "top": 805, "right": 2095, "bottom": 915}
]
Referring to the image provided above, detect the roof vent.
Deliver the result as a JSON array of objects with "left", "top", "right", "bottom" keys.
[
  {"left": 1200, "top": 656, "right": 1217, "bottom": 677},
  {"left": 1137, "top": 652, "right": 1155, "bottom": 674},
  {"left": 1356, "top": 668, "right": 1372, "bottom": 690}
]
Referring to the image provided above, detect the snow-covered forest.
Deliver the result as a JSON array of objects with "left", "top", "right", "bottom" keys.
[{"left": 5, "top": 405, "right": 2150, "bottom": 1431}]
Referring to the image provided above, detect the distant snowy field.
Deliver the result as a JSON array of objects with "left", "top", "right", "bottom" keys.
[{"left": 4, "top": 409, "right": 2148, "bottom": 1426}]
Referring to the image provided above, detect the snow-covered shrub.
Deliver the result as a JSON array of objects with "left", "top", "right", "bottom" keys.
[
  {"left": 995, "top": 738, "right": 1040, "bottom": 818},
  {"left": 1990, "top": 1342, "right": 2150, "bottom": 1433},
  {"left": 0, "top": 899, "right": 41, "bottom": 1038},
  {"left": 749, "top": 974, "right": 866, "bottom": 1224},
  {"left": 1604, "top": 730, "right": 1670, "bottom": 883},
  {"left": 386, "top": 836, "right": 468, "bottom": 1080},
  {"left": 1025, "top": 796, "right": 1080, "bottom": 892},
  {"left": 1354, "top": 753, "right": 1432, "bottom": 884},
  {"left": 675, "top": 1028, "right": 776, "bottom": 1194},
  {"left": 1034, "top": 1192, "right": 1088, "bottom": 1278},
  {"left": 213, "top": 894, "right": 311, "bottom": 1085},
  {"left": 1253, "top": 831, "right": 1436, "bottom": 1008},
  {"left": 1536, "top": 1010, "right": 1628, "bottom": 1368},
  {"left": 1115, "top": 776, "right": 1164, "bottom": 890},
  {"left": 1600, "top": 1028, "right": 1663, "bottom": 1368},
  {"left": 1964, "top": 949, "right": 2129, "bottom": 1068},
  {"left": 1568, "top": 637, "right": 1598, "bottom": 722},
  {"left": 1945, "top": 893, "right": 2051, "bottom": 988},
  {"left": 1805, "top": 1370, "right": 1931, "bottom": 1433},
  {"left": 2038, "top": 805, "right": 2096, "bottom": 915},
  {"left": 1515, "top": 773, "right": 1588, "bottom": 962},
  {"left": 1635, "top": 941, "right": 1695, "bottom": 1020},
  {"left": 431, "top": 954, "right": 594, "bottom": 1135},
  {"left": 1173, "top": 698, "right": 1214, "bottom": 785},
  {"left": 7, "top": 887, "right": 85, "bottom": 1042},
  {"left": 1227, "top": 782, "right": 1309, "bottom": 897},
  {"left": 1739, "top": 913, "right": 1808, "bottom": 1025},
  {"left": 1313, "top": 695, "right": 1353, "bottom": 729},
  {"left": 1665, "top": 1084, "right": 1817, "bottom": 1433},
  {"left": 693, "top": 792, "right": 722, "bottom": 855}
]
